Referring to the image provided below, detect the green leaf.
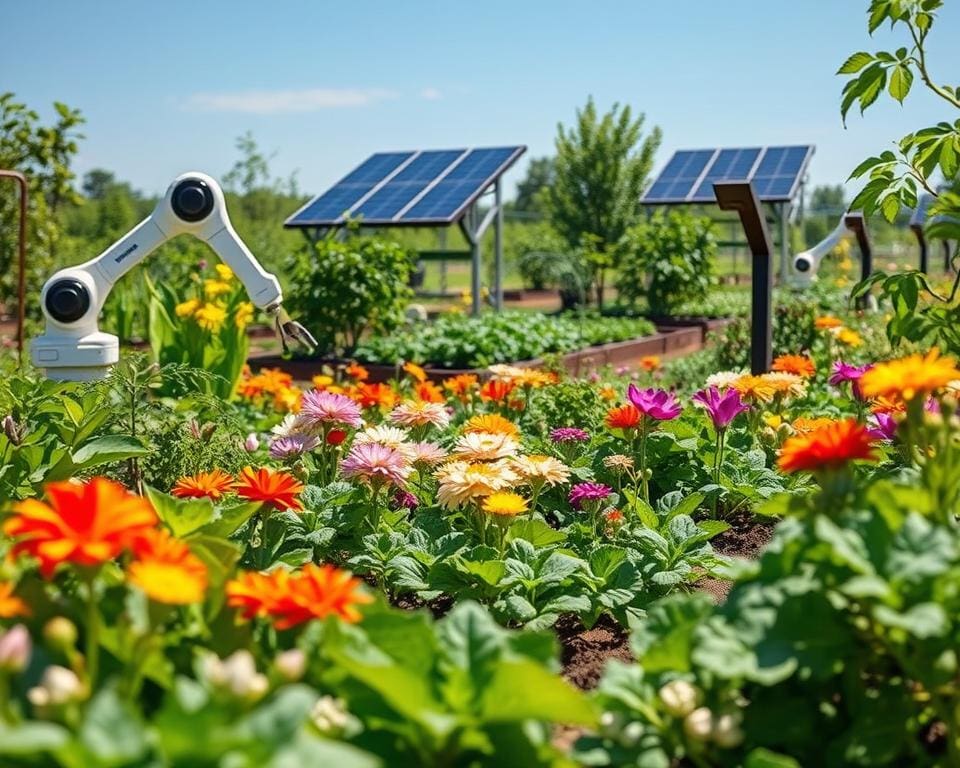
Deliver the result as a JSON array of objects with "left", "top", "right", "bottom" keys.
[
  {"left": 479, "top": 659, "right": 597, "bottom": 726},
  {"left": 888, "top": 64, "right": 913, "bottom": 102},
  {"left": 746, "top": 748, "right": 802, "bottom": 768},
  {"left": 78, "top": 688, "right": 150, "bottom": 765},
  {"left": 0, "top": 721, "right": 70, "bottom": 755},
  {"left": 69, "top": 434, "right": 150, "bottom": 472},
  {"left": 199, "top": 500, "right": 262, "bottom": 539},
  {"left": 145, "top": 486, "right": 217, "bottom": 537},
  {"left": 507, "top": 518, "right": 567, "bottom": 547},
  {"left": 837, "top": 51, "right": 874, "bottom": 74}
]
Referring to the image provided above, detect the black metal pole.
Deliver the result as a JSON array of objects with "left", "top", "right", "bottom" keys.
[
  {"left": 911, "top": 224, "right": 928, "bottom": 274},
  {"left": 944, "top": 240, "right": 953, "bottom": 273},
  {"left": 714, "top": 182, "right": 773, "bottom": 374},
  {"left": 844, "top": 213, "right": 872, "bottom": 309}
]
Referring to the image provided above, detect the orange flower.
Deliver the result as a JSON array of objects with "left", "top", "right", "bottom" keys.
[
  {"left": 351, "top": 382, "right": 398, "bottom": 410},
  {"left": 234, "top": 467, "right": 304, "bottom": 511},
  {"left": 0, "top": 582, "right": 29, "bottom": 618},
  {"left": 815, "top": 316, "right": 843, "bottom": 330},
  {"left": 860, "top": 349, "right": 960, "bottom": 402},
  {"left": 463, "top": 413, "right": 520, "bottom": 437},
  {"left": 871, "top": 395, "right": 905, "bottom": 414},
  {"left": 4, "top": 478, "right": 157, "bottom": 578},
  {"left": 777, "top": 418, "right": 875, "bottom": 474},
  {"left": 345, "top": 362, "right": 370, "bottom": 382},
  {"left": 128, "top": 529, "right": 208, "bottom": 605},
  {"left": 171, "top": 469, "right": 234, "bottom": 500},
  {"left": 599, "top": 386, "right": 618, "bottom": 401},
  {"left": 273, "top": 385, "right": 302, "bottom": 413},
  {"left": 415, "top": 380, "right": 446, "bottom": 404},
  {"left": 443, "top": 374, "right": 478, "bottom": 399},
  {"left": 733, "top": 375, "right": 777, "bottom": 403},
  {"left": 605, "top": 404, "right": 641, "bottom": 430},
  {"left": 311, "top": 374, "right": 334, "bottom": 390},
  {"left": 640, "top": 355, "right": 661, "bottom": 372},
  {"left": 403, "top": 361, "right": 428, "bottom": 383},
  {"left": 226, "top": 564, "right": 372, "bottom": 630},
  {"left": 480, "top": 379, "right": 516, "bottom": 402},
  {"left": 791, "top": 416, "right": 835, "bottom": 434},
  {"left": 772, "top": 354, "right": 815, "bottom": 378}
]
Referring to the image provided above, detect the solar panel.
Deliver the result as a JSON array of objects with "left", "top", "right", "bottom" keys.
[
  {"left": 285, "top": 146, "right": 526, "bottom": 227},
  {"left": 642, "top": 145, "right": 814, "bottom": 204}
]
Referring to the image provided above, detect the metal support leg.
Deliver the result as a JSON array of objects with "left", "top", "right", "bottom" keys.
[
  {"left": 911, "top": 224, "right": 928, "bottom": 274},
  {"left": 844, "top": 213, "right": 872, "bottom": 310},
  {"left": 494, "top": 179, "right": 503, "bottom": 310},
  {"left": 470, "top": 206, "right": 481, "bottom": 316},
  {"left": 715, "top": 182, "right": 774, "bottom": 374},
  {"left": 779, "top": 203, "right": 789, "bottom": 285}
]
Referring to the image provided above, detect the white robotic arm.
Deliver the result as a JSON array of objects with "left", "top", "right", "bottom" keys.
[
  {"left": 791, "top": 214, "right": 852, "bottom": 285},
  {"left": 32, "top": 172, "right": 315, "bottom": 381}
]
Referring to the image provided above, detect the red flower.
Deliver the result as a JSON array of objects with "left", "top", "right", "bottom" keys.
[
  {"left": 778, "top": 418, "right": 875, "bottom": 473},
  {"left": 234, "top": 467, "right": 304, "bottom": 511},
  {"left": 326, "top": 428, "right": 348, "bottom": 446},
  {"left": 605, "top": 404, "right": 641, "bottom": 430}
]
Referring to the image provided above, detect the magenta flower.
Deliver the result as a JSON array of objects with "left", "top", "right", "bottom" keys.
[
  {"left": 269, "top": 434, "right": 319, "bottom": 459},
  {"left": 550, "top": 427, "right": 590, "bottom": 443},
  {"left": 340, "top": 442, "right": 411, "bottom": 488},
  {"left": 867, "top": 411, "right": 897, "bottom": 441},
  {"left": 829, "top": 361, "right": 871, "bottom": 402},
  {"left": 299, "top": 390, "right": 363, "bottom": 430},
  {"left": 391, "top": 489, "right": 418, "bottom": 510},
  {"left": 692, "top": 386, "right": 749, "bottom": 430},
  {"left": 627, "top": 385, "right": 682, "bottom": 422},
  {"left": 568, "top": 482, "right": 612, "bottom": 510}
]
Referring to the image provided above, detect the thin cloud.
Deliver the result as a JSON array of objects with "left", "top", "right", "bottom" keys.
[
  {"left": 184, "top": 87, "right": 400, "bottom": 114},
  {"left": 420, "top": 87, "right": 443, "bottom": 101}
]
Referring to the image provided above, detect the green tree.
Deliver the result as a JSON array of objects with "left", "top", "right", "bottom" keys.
[
  {"left": 547, "top": 97, "right": 661, "bottom": 307},
  {"left": 803, "top": 184, "right": 847, "bottom": 245},
  {"left": 511, "top": 156, "right": 555, "bottom": 215}
]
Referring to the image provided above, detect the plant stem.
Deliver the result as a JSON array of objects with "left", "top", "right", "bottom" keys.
[
  {"left": 84, "top": 575, "right": 100, "bottom": 688},
  {"left": 639, "top": 424, "right": 650, "bottom": 503}
]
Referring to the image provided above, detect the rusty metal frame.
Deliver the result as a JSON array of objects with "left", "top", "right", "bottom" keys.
[{"left": 0, "top": 170, "right": 28, "bottom": 365}]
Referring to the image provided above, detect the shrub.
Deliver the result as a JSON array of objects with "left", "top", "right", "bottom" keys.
[
  {"left": 285, "top": 233, "right": 415, "bottom": 357},
  {"left": 616, "top": 209, "right": 716, "bottom": 315}
]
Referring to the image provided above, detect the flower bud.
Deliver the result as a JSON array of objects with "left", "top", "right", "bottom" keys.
[
  {"left": 28, "top": 665, "right": 84, "bottom": 706},
  {"left": 3, "top": 414, "right": 23, "bottom": 445},
  {"left": 683, "top": 707, "right": 714, "bottom": 742},
  {"left": 311, "top": 695, "right": 349, "bottom": 735},
  {"left": 0, "top": 624, "right": 31, "bottom": 672},
  {"left": 274, "top": 648, "right": 306, "bottom": 682},
  {"left": 204, "top": 650, "right": 270, "bottom": 702},
  {"left": 244, "top": 433, "right": 260, "bottom": 452},
  {"left": 659, "top": 680, "right": 701, "bottom": 718},
  {"left": 711, "top": 712, "right": 744, "bottom": 748},
  {"left": 621, "top": 721, "right": 644, "bottom": 746},
  {"left": 43, "top": 617, "right": 78, "bottom": 652}
]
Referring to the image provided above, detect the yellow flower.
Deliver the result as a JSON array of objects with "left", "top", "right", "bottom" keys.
[
  {"left": 194, "top": 303, "right": 228, "bottom": 333},
  {"left": 835, "top": 327, "right": 862, "bottom": 347},
  {"left": 235, "top": 302, "right": 254, "bottom": 329},
  {"left": 175, "top": 298, "right": 200, "bottom": 318},
  {"left": 733, "top": 374, "right": 777, "bottom": 403},
  {"left": 760, "top": 372, "right": 807, "bottom": 399},
  {"left": 435, "top": 460, "right": 519, "bottom": 509},
  {"left": 312, "top": 374, "right": 334, "bottom": 389},
  {"left": 861, "top": 349, "right": 960, "bottom": 402},
  {"left": 463, "top": 414, "right": 520, "bottom": 438},
  {"left": 762, "top": 414, "right": 783, "bottom": 429},
  {"left": 204, "top": 279, "right": 232, "bottom": 299},
  {"left": 451, "top": 431, "right": 520, "bottom": 462},
  {"left": 215, "top": 263, "right": 234, "bottom": 282},
  {"left": 510, "top": 454, "right": 571, "bottom": 487},
  {"left": 482, "top": 492, "right": 528, "bottom": 518}
]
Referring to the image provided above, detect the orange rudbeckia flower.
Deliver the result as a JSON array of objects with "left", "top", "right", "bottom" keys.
[
  {"left": 345, "top": 362, "right": 370, "bottom": 382},
  {"left": 605, "top": 404, "right": 641, "bottom": 430},
  {"left": 860, "top": 349, "right": 960, "bottom": 403},
  {"left": 226, "top": 563, "right": 372, "bottom": 630},
  {"left": 403, "top": 361, "right": 428, "bottom": 383},
  {"left": 777, "top": 418, "right": 875, "bottom": 474},
  {"left": 480, "top": 379, "right": 516, "bottom": 402},
  {"left": 0, "top": 582, "right": 30, "bottom": 618},
  {"left": 772, "top": 354, "right": 816, "bottom": 378},
  {"left": 3, "top": 478, "right": 158, "bottom": 578},
  {"left": 234, "top": 467, "right": 304, "bottom": 511},
  {"left": 443, "top": 374, "right": 478, "bottom": 399},
  {"left": 171, "top": 469, "right": 234, "bottom": 500},
  {"left": 351, "top": 382, "right": 398, "bottom": 410},
  {"left": 128, "top": 528, "right": 208, "bottom": 605}
]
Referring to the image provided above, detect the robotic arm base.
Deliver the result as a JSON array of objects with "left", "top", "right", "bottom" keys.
[{"left": 31, "top": 330, "right": 119, "bottom": 381}]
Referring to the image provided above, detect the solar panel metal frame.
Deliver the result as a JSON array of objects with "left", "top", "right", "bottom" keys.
[
  {"left": 284, "top": 145, "right": 526, "bottom": 228},
  {"left": 641, "top": 144, "right": 815, "bottom": 205}
]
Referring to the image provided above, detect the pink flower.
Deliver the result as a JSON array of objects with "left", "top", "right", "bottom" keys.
[
  {"left": 299, "top": 390, "right": 363, "bottom": 430},
  {"left": 391, "top": 489, "right": 418, "bottom": 510},
  {"left": 627, "top": 385, "right": 682, "bottom": 421},
  {"left": 692, "top": 387, "right": 749, "bottom": 430},
  {"left": 244, "top": 433, "right": 260, "bottom": 452},
  {"left": 550, "top": 427, "right": 590, "bottom": 443},
  {"left": 269, "top": 434, "right": 319, "bottom": 459},
  {"left": 829, "top": 361, "right": 871, "bottom": 402},
  {"left": 340, "top": 442, "right": 411, "bottom": 488},
  {"left": 568, "top": 482, "right": 612, "bottom": 510},
  {"left": 0, "top": 624, "right": 30, "bottom": 672},
  {"left": 867, "top": 412, "right": 897, "bottom": 441}
]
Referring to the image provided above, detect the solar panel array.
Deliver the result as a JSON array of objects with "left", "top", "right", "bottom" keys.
[
  {"left": 642, "top": 145, "right": 814, "bottom": 204},
  {"left": 285, "top": 146, "right": 526, "bottom": 227}
]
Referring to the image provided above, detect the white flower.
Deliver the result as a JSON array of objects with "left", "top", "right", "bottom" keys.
[
  {"left": 683, "top": 707, "right": 714, "bottom": 742},
  {"left": 271, "top": 413, "right": 305, "bottom": 438},
  {"left": 712, "top": 712, "right": 744, "bottom": 748},
  {"left": 311, "top": 695, "right": 350, "bottom": 735},
  {"left": 704, "top": 370, "right": 744, "bottom": 390},
  {"left": 203, "top": 650, "right": 269, "bottom": 702},
  {"left": 353, "top": 425, "right": 416, "bottom": 459},
  {"left": 658, "top": 680, "right": 701, "bottom": 718},
  {"left": 27, "top": 665, "right": 84, "bottom": 706},
  {"left": 274, "top": 648, "right": 306, "bottom": 682}
]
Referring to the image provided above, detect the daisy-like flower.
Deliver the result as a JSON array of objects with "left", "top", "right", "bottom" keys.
[
  {"left": 350, "top": 382, "right": 398, "bottom": 410},
  {"left": 4, "top": 478, "right": 158, "bottom": 578},
  {"left": 226, "top": 564, "right": 372, "bottom": 630},
  {"left": 463, "top": 413, "right": 520, "bottom": 437},
  {"left": 860, "top": 349, "right": 960, "bottom": 403},
  {"left": 482, "top": 492, "right": 528, "bottom": 518},
  {"left": 772, "top": 354, "right": 815, "bottom": 378},
  {"left": 0, "top": 582, "right": 29, "bottom": 619},
  {"left": 389, "top": 400, "right": 451, "bottom": 430},
  {"left": 435, "top": 460, "right": 519, "bottom": 509},
  {"left": 640, "top": 355, "right": 661, "bottom": 372},
  {"left": 410, "top": 441, "right": 448, "bottom": 467},
  {"left": 550, "top": 427, "right": 590, "bottom": 443},
  {"left": 443, "top": 373, "right": 479, "bottom": 400},
  {"left": 203, "top": 279, "right": 232, "bottom": 299},
  {"left": 235, "top": 467, "right": 304, "bottom": 511},
  {"left": 271, "top": 413, "right": 305, "bottom": 438},
  {"left": 269, "top": 434, "right": 320, "bottom": 459},
  {"left": 815, "top": 315, "right": 843, "bottom": 330},
  {"left": 759, "top": 372, "right": 807, "bottom": 399},
  {"left": 345, "top": 362, "right": 370, "bottom": 382},
  {"left": 353, "top": 425, "right": 416, "bottom": 459},
  {"left": 479, "top": 378, "right": 516, "bottom": 402},
  {"left": 871, "top": 394, "right": 905, "bottom": 414},
  {"left": 341, "top": 443, "right": 411, "bottom": 489},
  {"left": 450, "top": 431, "right": 520, "bottom": 462},
  {"left": 175, "top": 298, "right": 200, "bottom": 318},
  {"left": 194, "top": 303, "right": 227, "bottom": 333},
  {"left": 605, "top": 403, "right": 641, "bottom": 430},
  {"left": 626, "top": 385, "right": 682, "bottom": 421},
  {"left": 171, "top": 469, "right": 235, "bottom": 500},
  {"left": 705, "top": 370, "right": 745, "bottom": 390},
  {"left": 568, "top": 482, "right": 613, "bottom": 510},
  {"left": 733, "top": 374, "right": 777, "bottom": 403},
  {"left": 235, "top": 302, "right": 254, "bottom": 330},
  {"left": 777, "top": 419, "right": 875, "bottom": 474},
  {"left": 867, "top": 411, "right": 898, "bottom": 441},
  {"left": 510, "top": 454, "right": 571, "bottom": 487},
  {"left": 792, "top": 416, "right": 835, "bottom": 434},
  {"left": 403, "top": 361, "right": 428, "bottom": 383},
  {"left": 829, "top": 361, "right": 871, "bottom": 401},
  {"left": 834, "top": 327, "right": 863, "bottom": 347},
  {"left": 299, "top": 390, "right": 363, "bottom": 430},
  {"left": 128, "top": 528, "right": 208, "bottom": 605},
  {"left": 603, "top": 454, "right": 635, "bottom": 473},
  {"left": 415, "top": 381, "right": 446, "bottom": 404}
]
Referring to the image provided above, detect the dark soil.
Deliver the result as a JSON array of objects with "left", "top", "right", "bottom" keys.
[
  {"left": 698, "top": 510, "right": 775, "bottom": 604},
  {"left": 555, "top": 614, "right": 633, "bottom": 691}
]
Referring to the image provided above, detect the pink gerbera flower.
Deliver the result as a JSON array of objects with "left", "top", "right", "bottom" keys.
[
  {"left": 568, "top": 482, "right": 612, "bottom": 510},
  {"left": 269, "top": 434, "right": 320, "bottom": 459},
  {"left": 299, "top": 390, "right": 363, "bottom": 430},
  {"left": 550, "top": 427, "right": 590, "bottom": 443},
  {"left": 340, "top": 442, "right": 411, "bottom": 488}
]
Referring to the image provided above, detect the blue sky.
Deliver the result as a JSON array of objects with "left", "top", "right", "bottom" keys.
[{"left": 4, "top": 1, "right": 958, "bottom": 201}]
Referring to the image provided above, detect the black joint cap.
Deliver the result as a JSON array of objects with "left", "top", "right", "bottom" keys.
[
  {"left": 46, "top": 278, "right": 90, "bottom": 323},
  {"left": 171, "top": 178, "right": 214, "bottom": 222}
]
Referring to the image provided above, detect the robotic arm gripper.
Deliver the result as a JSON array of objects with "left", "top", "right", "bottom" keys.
[{"left": 31, "top": 171, "right": 316, "bottom": 381}]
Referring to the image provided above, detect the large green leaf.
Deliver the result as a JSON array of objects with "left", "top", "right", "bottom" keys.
[
  {"left": 507, "top": 518, "right": 567, "bottom": 547},
  {"left": 145, "top": 485, "right": 217, "bottom": 537},
  {"left": 479, "top": 659, "right": 596, "bottom": 726}
]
